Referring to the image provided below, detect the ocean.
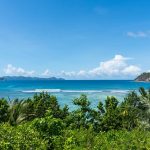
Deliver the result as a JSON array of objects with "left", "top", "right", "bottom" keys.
[{"left": 0, "top": 80, "right": 150, "bottom": 109}]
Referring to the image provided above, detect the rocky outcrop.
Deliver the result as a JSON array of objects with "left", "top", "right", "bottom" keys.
[{"left": 135, "top": 72, "right": 150, "bottom": 82}]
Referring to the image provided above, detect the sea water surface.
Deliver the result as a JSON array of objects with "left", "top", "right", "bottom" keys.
[{"left": 0, "top": 80, "right": 150, "bottom": 109}]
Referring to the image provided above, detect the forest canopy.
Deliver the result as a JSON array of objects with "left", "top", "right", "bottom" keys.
[{"left": 0, "top": 87, "right": 150, "bottom": 149}]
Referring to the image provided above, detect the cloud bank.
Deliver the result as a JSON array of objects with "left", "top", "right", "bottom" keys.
[
  {"left": 4, "top": 55, "right": 142, "bottom": 79},
  {"left": 41, "top": 69, "right": 51, "bottom": 76},
  {"left": 4, "top": 64, "right": 35, "bottom": 76},
  {"left": 56, "top": 55, "right": 141, "bottom": 79}
]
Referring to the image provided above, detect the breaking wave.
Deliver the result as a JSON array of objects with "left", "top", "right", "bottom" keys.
[{"left": 22, "top": 89, "right": 130, "bottom": 94}]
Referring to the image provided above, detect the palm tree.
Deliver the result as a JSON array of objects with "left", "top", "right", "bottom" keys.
[
  {"left": 8, "top": 99, "right": 34, "bottom": 125},
  {"left": 138, "top": 87, "right": 150, "bottom": 129}
]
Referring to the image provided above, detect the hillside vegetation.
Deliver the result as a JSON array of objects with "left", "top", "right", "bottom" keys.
[
  {"left": 0, "top": 87, "right": 150, "bottom": 149},
  {"left": 135, "top": 72, "right": 150, "bottom": 82}
]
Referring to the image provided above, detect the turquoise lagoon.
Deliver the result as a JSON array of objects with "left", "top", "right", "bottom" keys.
[{"left": 0, "top": 80, "right": 150, "bottom": 109}]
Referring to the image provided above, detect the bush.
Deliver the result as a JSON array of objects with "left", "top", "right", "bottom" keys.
[
  {"left": 0, "top": 88, "right": 150, "bottom": 149},
  {"left": 0, "top": 123, "right": 48, "bottom": 150}
]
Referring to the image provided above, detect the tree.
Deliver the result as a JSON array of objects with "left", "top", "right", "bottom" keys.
[
  {"left": 32, "top": 115, "right": 64, "bottom": 149},
  {"left": 0, "top": 98, "right": 9, "bottom": 123},
  {"left": 8, "top": 99, "right": 28, "bottom": 126},
  {"left": 68, "top": 94, "right": 91, "bottom": 129},
  {"left": 100, "top": 96, "right": 121, "bottom": 131},
  {"left": 139, "top": 87, "right": 150, "bottom": 128}
]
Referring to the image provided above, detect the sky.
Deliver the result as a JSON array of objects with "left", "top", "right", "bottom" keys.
[{"left": 0, "top": 0, "right": 150, "bottom": 79}]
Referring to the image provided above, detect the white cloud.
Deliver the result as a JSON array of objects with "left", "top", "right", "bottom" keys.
[
  {"left": 54, "top": 70, "right": 88, "bottom": 79},
  {"left": 127, "top": 31, "right": 150, "bottom": 38},
  {"left": 89, "top": 55, "right": 128, "bottom": 76},
  {"left": 77, "top": 70, "right": 86, "bottom": 76},
  {"left": 88, "top": 55, "right": 141, "bottom": 78},
  {"left": 60, "top": 71, "right": 76, "bottom": 77},
  {"left": 4, "top": 64, "right": 35, "bottom": 76},
  {"left": 56, "top": 55, "right": 141, "bottom": 79},
  {"left": 122, "top": 65, "right": 141, "bottom": 76},
  {"left": 41, "top": 69, "right": 51, "bottom": 76},
  {"left": 3, "top": 55, "right": 142, "bottom": 79}
]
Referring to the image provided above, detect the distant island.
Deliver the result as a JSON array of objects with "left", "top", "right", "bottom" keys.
[
  {"left": 0, "top": 77, "right": 5, "bottom": 80},
  {"left": 0, "top": 76, "right": 65, "bottom": 81},
  {"left": 135, "top": 72, "right": 150, "bottom": 82}
]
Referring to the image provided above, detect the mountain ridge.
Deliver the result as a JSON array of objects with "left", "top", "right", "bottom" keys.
[{"left": 0, "top": 76, "right": 65, "bottom": 80}]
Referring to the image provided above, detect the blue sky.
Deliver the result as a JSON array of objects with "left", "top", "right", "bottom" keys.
[{"left": 0, "top": 0, "right": 150, "bottom": 79}]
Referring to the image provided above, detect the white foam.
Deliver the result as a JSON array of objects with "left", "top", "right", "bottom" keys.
[
  {"left": 62, "top": 90, "right": 103, "bottom": 93},
  {"left": 109, "top": 90, "right": 130, "bottom": 94},
  {"left": 22, "top": 89, "right": 130, "bottom": 94},
  {"left": 22, "top": 89, "right": 61, "bottom": 93}
]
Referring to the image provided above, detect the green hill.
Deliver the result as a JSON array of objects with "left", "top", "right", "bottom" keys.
[{"left": 135, "top": 72, "right": 150, "bottom": 82}]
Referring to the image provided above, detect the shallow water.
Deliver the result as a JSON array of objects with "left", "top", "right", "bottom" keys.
[{"left": 0, "top": 80, "right": 149, "bottom": 109}]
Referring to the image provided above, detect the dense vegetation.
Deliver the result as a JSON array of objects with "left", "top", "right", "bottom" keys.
[
  {"left": 135, "top": 72, "right": 150, "bottom": 81},
  {"left": 0, "top": 87, "right": 150, "bottom": 149}
]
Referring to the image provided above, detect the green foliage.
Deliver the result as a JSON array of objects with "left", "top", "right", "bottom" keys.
[
  {"left": 73, "top": 94, "right": 91, "bottom": 109},
  {"left": 135, "top": 72, "right": 150, "bottom": 81},
  {"left": 67, "top": 94, "right": 92, "bottom": 129},
  {"left": 120, "top": 87, "right": 150, "bottom": 130},
  {"left": 0, "top": 98, "right": 9, "bottom": 123},
  {"left": 53, "top": 128, "right": 150, "bottom": 150},
  {"left": 93, "top": 129, "right": 150, "bottom": 150},
  {"left": 31, "top": 114, "right": 64, "bottom": 149},
  {"left": 100, "top": 96, "right": 121, "bottom": 131},
  {"left": 139, "top": 87, "right": 150, "bottom": 129},
  {"left": 32, "top": 115, "right": 64, "bottom": 137},
  {"left": 32, "top": 92, "right": 69, "bottom": 120},
  {"left": 0, "top": 88, "right": 150, "bottom": 149},
  {"left": 8, "top": 99, "right": 27, "bottom": 125},
  {"left": 0, "top": 123, "right": 48, "bottom": 149}
]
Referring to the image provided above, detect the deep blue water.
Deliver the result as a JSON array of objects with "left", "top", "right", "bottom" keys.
[{"left": 0, "top": 80, "right": 150, "bottom": 109}]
